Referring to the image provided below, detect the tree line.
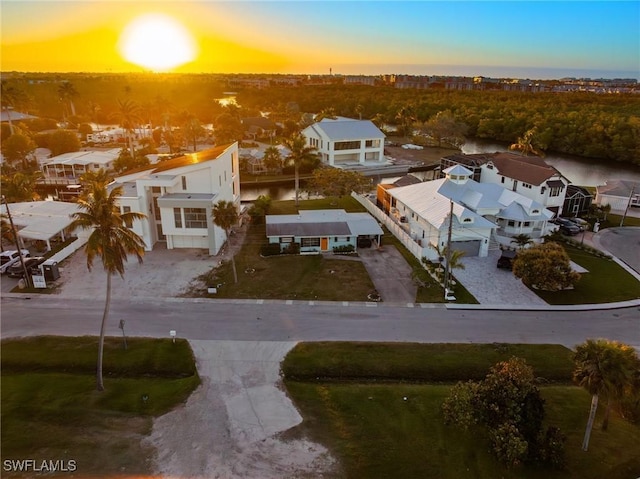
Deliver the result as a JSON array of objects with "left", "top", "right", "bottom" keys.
[{"left": 2, "top": 73, "right": 639, "bottom": 169}]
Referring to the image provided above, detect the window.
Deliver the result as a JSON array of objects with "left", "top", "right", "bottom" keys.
[
  {"left": 524, "top": 221, "right": 531, "bottom": 227},
  {"left": 181, "top": 176, "right": 187, "bottom": 190},
  {"left": 152, "top": 186, "right": 162, "bottom": 194},
  {"left": 541, "top": 187, "right": 546, "bottom": 194},
  {"left": 463, "top": 218, "right": 472, "bottom": 223},
  {"left": 122, "top": 206, "right": 132, "bottom": 228},
  {"left": 184, "top": 208, "right": 207, "bottom": 228},
  {"left": 487, "top": 164, "right": 494, "bottom": 170},
  {"left": 532, "top": 209, "right": 540, "bottom": 215},
  {"left": 174, "top": 208, "right": 182, "bottom": 228},
  {"left": 334, "top": 140, "right": 360, "bottom": 150},
  {"left": 365, "top": 139, "right": 380, "bottom": 148},
  {"left": 335, "top": 236, "right": 350, "bottom": 242},
  {"left": 153, "top": 196, "right": 161, "bottom": 220},
  {"left": 301, "top": 237, "right": 320, "bottom": 247},
  {"left": 550, "top": 187, "right": 562, "bottom": 197},
  {"left": 280, "top": 236, "right": 293, "bottom": 243},
  {"left": 507, "top": 220, "right": 516, "bottom": 227},
  {"left": 501, "top": 177, "right": 505, "bottom": 184}
]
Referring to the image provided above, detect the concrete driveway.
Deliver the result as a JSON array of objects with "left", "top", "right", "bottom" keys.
[
  {"left": 452, "top": 249, "right": 548, "bottom": 306},
  {"left": 357, "top": 245, "right": 417, "bottom": 304}
]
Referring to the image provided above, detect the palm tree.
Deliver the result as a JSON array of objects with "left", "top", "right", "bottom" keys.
[
  {"left": 58, "top": 81, "right": 78, "bottom": 118},
  {"left": 1, "top": 81, "right": 28, "bottom": 135},
  {"left": 182, "top": 117, "right": 205, "bottom": 152},
  {"left": 112, "top": 99, "right": 142, "bottom": 160},
  {"left": 510, "top": 127, "right": 545, "bottom": 157},
  {"left": 262, "top": 145, "right": 283, "bottom": 174},
  {"left": 0, "top": 171, "right": 42, "bottom": 203},
  {"left": 573, "top": 339, "right": 640, "bottom": 450},
  {"left": 282, "top": 134, "right": 318, "bottom": 206},
  {"left": 69, "top": 173, "right": 146, "bottom": 391},
  {"left": 510, "top": 234, "right": 533, "bottom": 250},
  {"left": 212, "top": 200, "right": 238, "bottom": 284}
]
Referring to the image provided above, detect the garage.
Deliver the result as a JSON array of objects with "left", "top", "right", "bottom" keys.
[{"left": 451, "top": 240, "right": 481, "bottom": 256}]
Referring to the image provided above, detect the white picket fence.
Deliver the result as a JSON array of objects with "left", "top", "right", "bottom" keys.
[{"left": 351, "top": 192, "right": 438, "bottom": 263}]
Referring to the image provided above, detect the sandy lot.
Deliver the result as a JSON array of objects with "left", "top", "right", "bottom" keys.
[{"left": 143, "top": 340, "right": 337, "bottom": 479}]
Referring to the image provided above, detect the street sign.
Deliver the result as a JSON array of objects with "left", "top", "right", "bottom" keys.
[{"left": 32, "top": 275, "right": 47, "bottom": 289}]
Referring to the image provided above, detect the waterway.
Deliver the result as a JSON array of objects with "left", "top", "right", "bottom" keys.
[
  {"left": 462, "top": 139, "right": 640, "bottom": 187},
  {"left": 241, "top": 139, "right": 640, "bottom": 202}
]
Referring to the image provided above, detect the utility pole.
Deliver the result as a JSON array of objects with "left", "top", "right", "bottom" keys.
[
  {"left": 1, "top": 196, "right": 32, "bottom": 288},
  {"left": 619, "top": 186, "right": 636, "bottom": 227},
  {"left": 443, "top": 200, "right": 454, "bottom": 300}
]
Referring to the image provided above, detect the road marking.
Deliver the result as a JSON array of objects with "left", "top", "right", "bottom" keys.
[
  {"left": 407, "top": 303, "right": 415, "bottom": 308},
  {"left": 365, "top": 302, "right": 378, "bottom": 307},
  {"left": 286, "top": 300, "right": 293, "bottom": 305},
  {"left": 342, "top": 301, "right": 349, "bottom": 306}
]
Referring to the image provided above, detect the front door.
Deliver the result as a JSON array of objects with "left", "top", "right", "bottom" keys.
[{"left": 321, "top": 237, "right": 328, "bottom": 251}]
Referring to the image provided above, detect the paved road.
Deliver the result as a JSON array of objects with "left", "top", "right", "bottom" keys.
[{"left": 3, "top": 295, "right": 639, "bottom": 350}]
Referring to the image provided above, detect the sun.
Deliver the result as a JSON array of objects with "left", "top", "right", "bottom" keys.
[{"left": 119, "top": 13, "right": 197, "bottom": 71}]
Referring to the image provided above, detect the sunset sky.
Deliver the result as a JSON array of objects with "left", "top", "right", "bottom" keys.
[{"left": 1, "top": 1, "right": 638, "bottom": 79}]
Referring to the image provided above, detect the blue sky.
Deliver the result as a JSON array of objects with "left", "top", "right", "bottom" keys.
[{"left": 1, "top": 1, "right": 638, "bottom": 78}]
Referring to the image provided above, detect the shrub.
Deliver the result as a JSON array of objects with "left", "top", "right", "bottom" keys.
[
  {"left": 333, "top": 244, "right": 355, "bottom": 254},
  {"left": 284, "top": 242, "right": 300, "bottom": 255},
  {"left": 260, "top": 243, "right": 281, "bottom": 256}
]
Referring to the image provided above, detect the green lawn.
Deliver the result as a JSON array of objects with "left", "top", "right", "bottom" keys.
[
  {"left": 283, "top": 342, "right": 640, "bottom": 479},
  {"left": 1, "top": 336, "right": 200, "bottom": 477},
  {"left": 534, "top": 243, "right": 640, "bottom": 304}
]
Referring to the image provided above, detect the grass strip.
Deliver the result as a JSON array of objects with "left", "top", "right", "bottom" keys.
[
  {"left": 282, "top": 342, "right": 574, "bottom": 383},
  {"left": 1, "top": 336, "right": 197, "bottom": 377}
]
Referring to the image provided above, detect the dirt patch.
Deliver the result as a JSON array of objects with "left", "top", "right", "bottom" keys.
[{"left": 143, "top": 340, "right": 338, "bottom": 479}]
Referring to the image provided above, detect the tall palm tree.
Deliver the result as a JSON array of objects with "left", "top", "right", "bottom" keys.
[
  {"left": 58, "top": 81, "right": 78, "bottom": 118},
  {"left": 112, "top": 99, "right": 142, "bottom": 160},
  {"left": 282, "top": 134, "right": 318, "bottom": 206},
  {"left": 1, "top": 81, "right": 28, "bottom": 135},
  {"left": 212, "top": 200, "right": 238, "bottom": 284},
  {"left": 69, "top": 173, "right": 146, "bottom": 391},
  {"left": 573, "top": 339, "right": 640, "bottom": 450}
]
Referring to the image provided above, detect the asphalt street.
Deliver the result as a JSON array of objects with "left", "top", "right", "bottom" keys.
[{"left": 3, "top": 295, "right": 639, "bottom": 350}]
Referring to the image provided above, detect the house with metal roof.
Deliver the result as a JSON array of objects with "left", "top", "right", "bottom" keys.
[
  {"left": 440, "top": 152, "right": 570, "bottom": 216},
  {"left": 265, "top": 209, "right": 383, "bottom": 254},
  {"left": 111, "top": 143, "right": 240, "bottom": 255},
  {"left": 42, "top": 149, "right": 121, "bottom": 183},
  {"left": 595, "top": 179, "right": 640, "bottom": 211},
  {"left": 386, "top": 165, "right": 555, "bottom": 258},
  {"left": 301, "top": 117, "right": 385, "bottom": 167}
]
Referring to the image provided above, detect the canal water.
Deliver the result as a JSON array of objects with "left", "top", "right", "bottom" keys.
[{"left": 241, "top": 139, "right": 640, "bottom": 202}]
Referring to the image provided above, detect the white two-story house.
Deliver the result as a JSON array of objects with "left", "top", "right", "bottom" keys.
[
  {"left": 441, "top": 152, "right": 569, "bottom": 216},
  {"left": 111, "top": 143, "right": 240, "bottom": 255},
  {"left": 302, "top": 117, "right": 385, "bottom": 167},
  {"left": 385, "top": 165, "right": 555, "bottom": 259}
]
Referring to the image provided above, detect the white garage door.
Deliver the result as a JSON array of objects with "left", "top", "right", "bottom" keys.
[
  {"left": 451, "top": 240, "right": 481, "bottom": 256},
  {"left": 172, "top": 235, "right": 209, "bottom": 249}
]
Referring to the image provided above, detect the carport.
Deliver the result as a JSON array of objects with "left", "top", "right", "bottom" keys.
[{"left": 1, "top": 201, "right": 84, "bottom": 251}]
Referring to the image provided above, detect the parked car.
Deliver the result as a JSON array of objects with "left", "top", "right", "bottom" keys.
[
  {"left": 0, "top": 250, "right": 31, "bottom": 274},
  {"left": 554, "top": 217, "right": 581, "bottom": 235},
  {"left": 497, "top": 249, "right": 517, "bottom": 270},
  {"left": 562, "top": 217, "right": 589, "bottom": 231},
  {"left": 6, "top": 256, "right": 46, "bottom": 278}
]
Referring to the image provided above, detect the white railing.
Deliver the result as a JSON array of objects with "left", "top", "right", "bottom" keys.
[
  {"left": 47, "top": 236, "right": 88, "bottom": 263},
  {"left": 351, "top": 192, "right": 438, "bottom": 262}
]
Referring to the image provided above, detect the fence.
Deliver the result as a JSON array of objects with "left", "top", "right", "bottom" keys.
[{"left": 351, "top": 192, "right": 438, "bottom": 263}]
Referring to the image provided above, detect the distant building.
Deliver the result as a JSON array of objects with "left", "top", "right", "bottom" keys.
[
  {"left": 595, "top": 179, "right": 640, "bottom": 211},
  {"left": 302, "top": 117, "right": 385, "bottom": 166}
]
